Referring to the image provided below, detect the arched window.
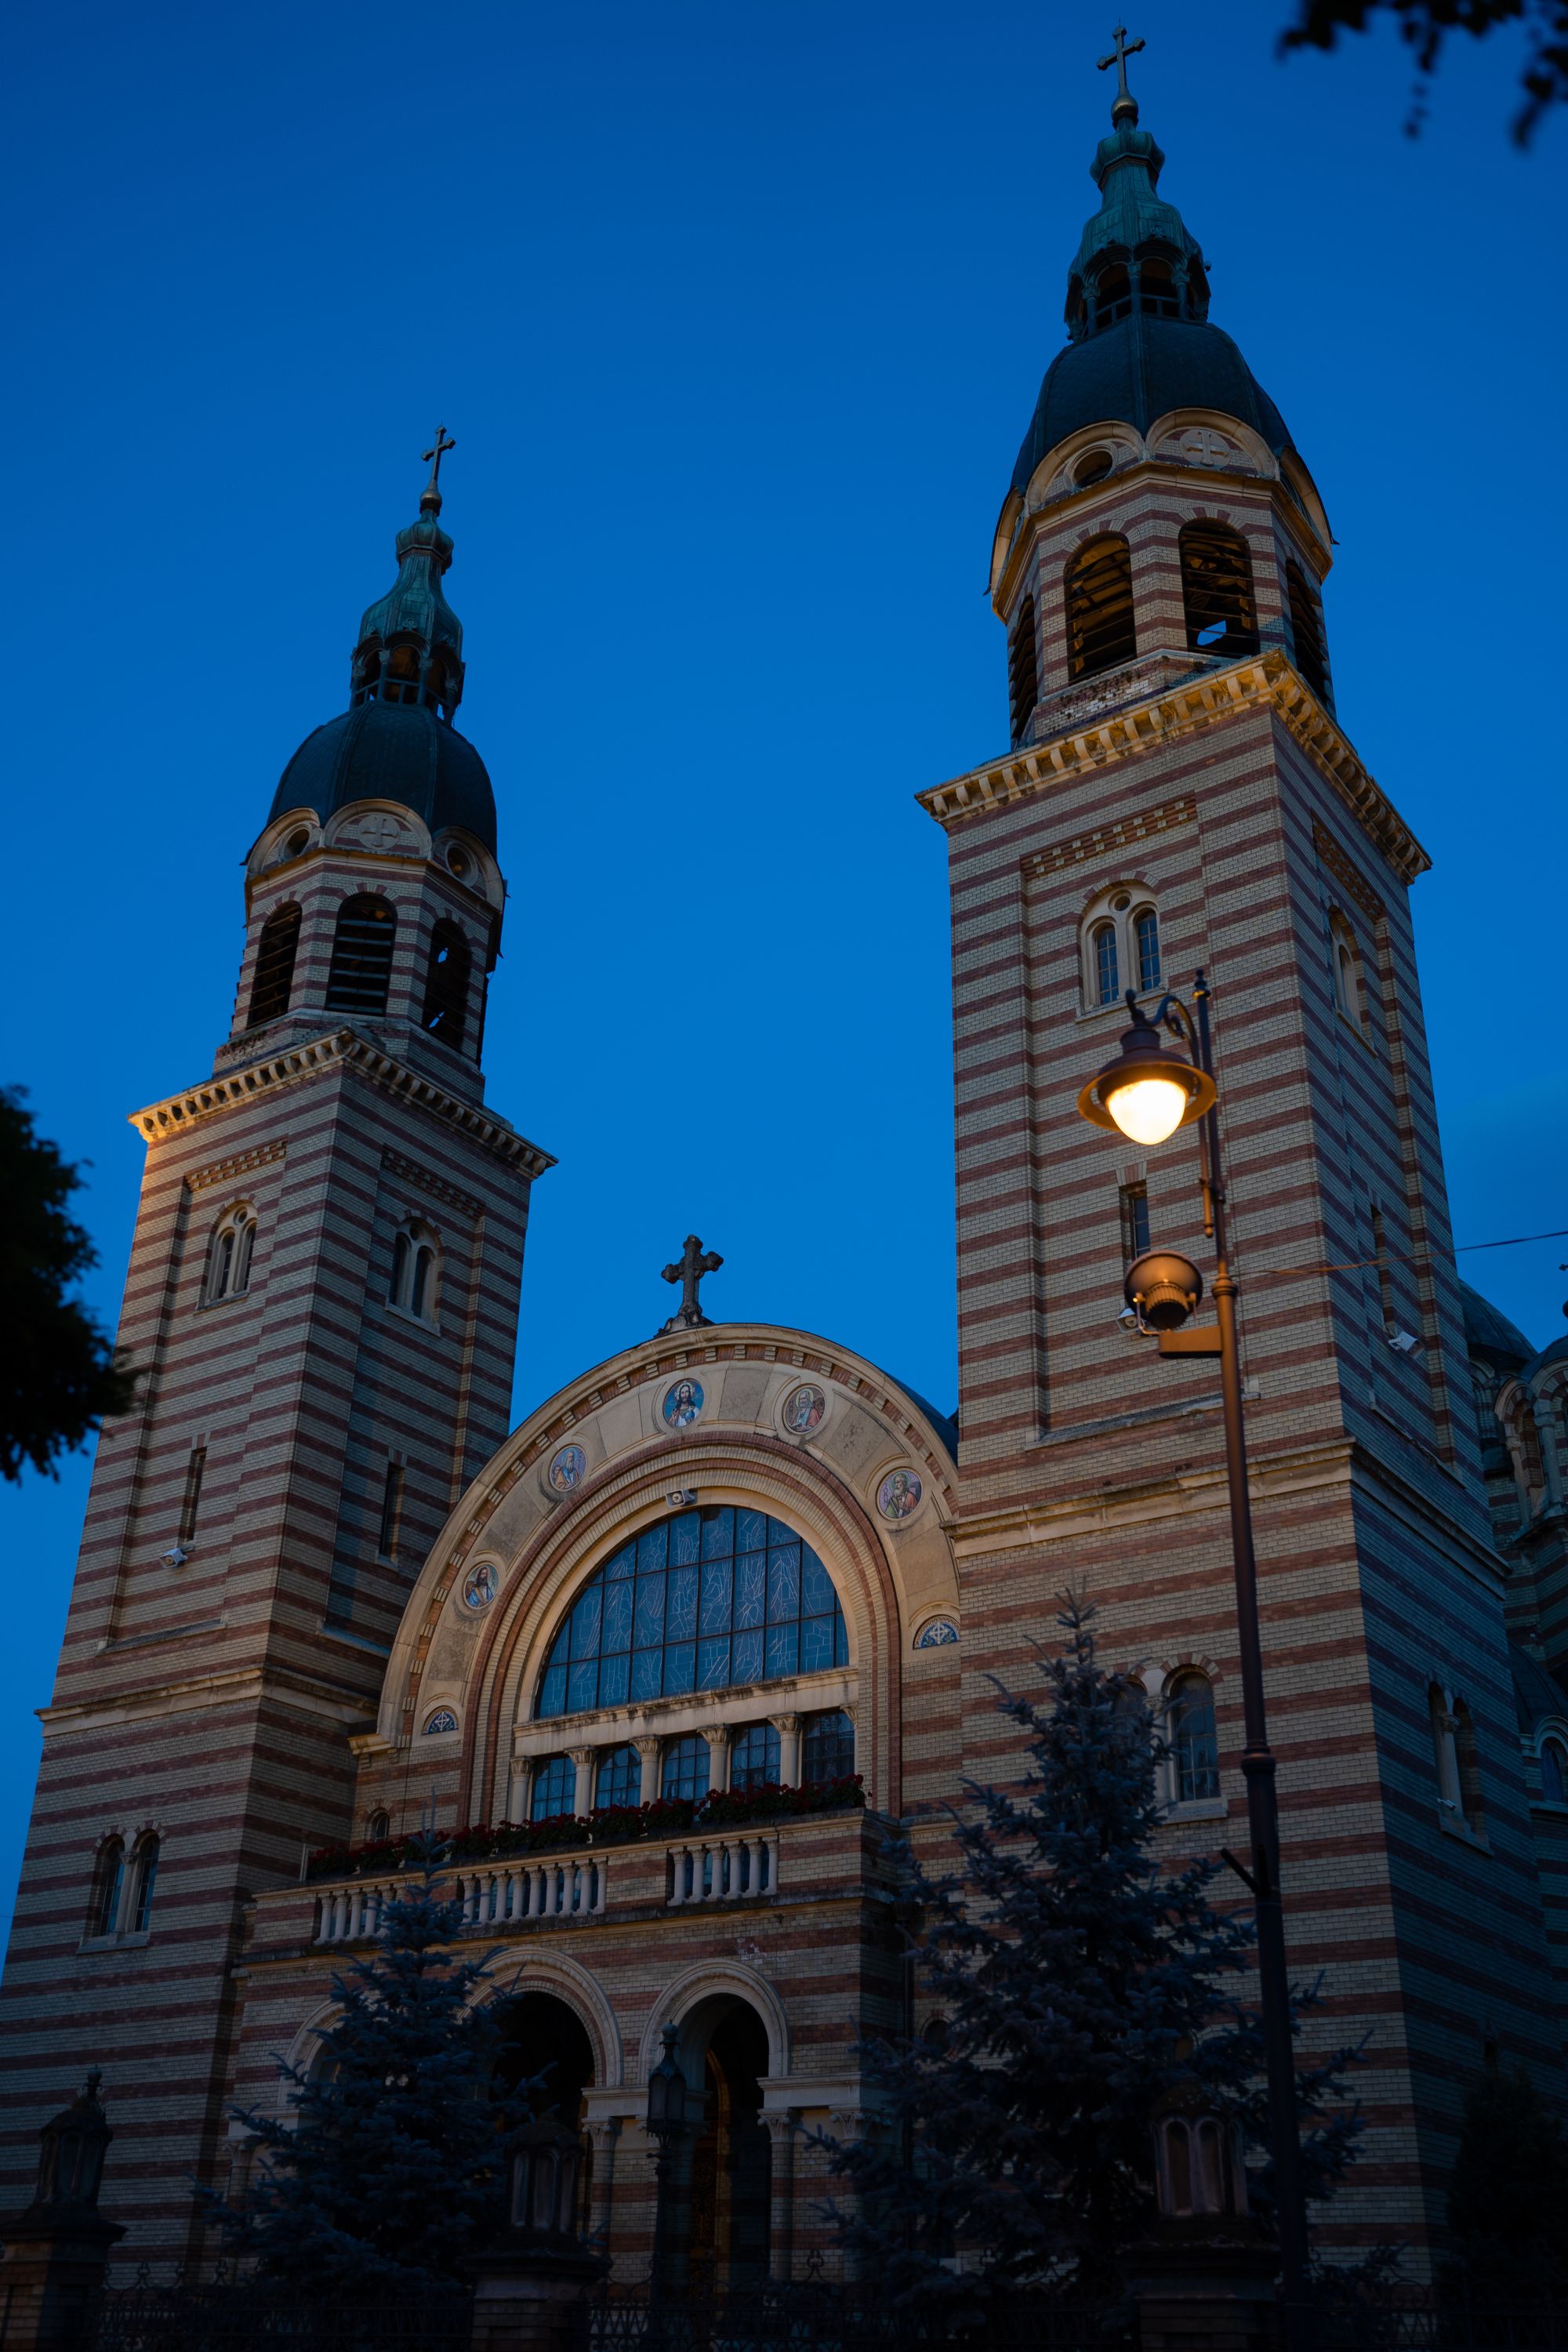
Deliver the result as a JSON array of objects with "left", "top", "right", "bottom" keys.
[
  {"left": 731, "top": 1723, "right": 782, "bottom": 1791},
  {"left": 1286, "top": 560, "right": 1329, "bottom": 700},
  {"left": 421, "top": 921, "right": 471, "bottom": 1052},
  {"left": 325, "top": 895, "right": 397, "bottom": 1016},
  {"left": 129, "top": 1837, "right": 160, "bottom": 1934},
  {"left": 802, "top": 1709, "right": 855, "bottom": 1784},
  {"left": 661, "top": 1735, "right": 710, "bottom": 1803},
  {"left": 93, "top": 1839, "right": 125, "bottom": 1939},
  {"left": 423, "top": 653, "right": 448, "bottom": 715},
  {"left": 1180, "top": 523, "right": 1260, "bottom": 659},
  {"left": 423, "top": 1707, "right": 459, "bottom": 1736},
  {"left": 367, "top": 1809, "right": 390, "bottom": 1844},
  {"left": 352, "top": 644, "right": 382, "bottom": 706},
  {"left": 1080, "top": 884, "right": 1162, "bottom": 1011},
  {"left": 595, "top": 1744, "right": 643, "bottom": 1812},
  {"left": 1093, "top": 260, "right": 1133, "bottom": 329},
  {"left": 247, "top": 904, "right": 301, "bottom": 1029},
  {"left": 205, "top": 1207, "right": 256, "bottom": 1306},
  {"left": 532, "top": 1756, "right": 576, "bottom": 1821},
  {"left": 389, "top": 1223, "right": 439, "bottom": 1323},
  {"left": 1007, "top": 595, "right": 1039, "bottom": 746},
  {"left": 534, "top": 1504, "right": 849, "bottom": 1721},
  {"left": 383, "top": 644, "right": 421, "bottom": 707},
  {"left": 1454, "top": 1703, "right": 1485, "bottom": 1834},
  {"left": 1539, "top": 1738, "right": 1567, "bottom": 1806},
  {"left": 1168, "top": 1672, "right": 1219, "bottom": 1802},
  {"left": 1138, "top": 256, "right": 1180, "bottom": 318},
  {"left": 1065, "top": 536, "right": 1137, "bottom": 681}
]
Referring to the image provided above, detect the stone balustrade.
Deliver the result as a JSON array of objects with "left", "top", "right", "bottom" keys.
[
  {"left": 312, "top": 1856, "right": 608, "bottom": 1945},
  {"left": 665, "top": 1830, "right": 778, "bottom": 1907}
]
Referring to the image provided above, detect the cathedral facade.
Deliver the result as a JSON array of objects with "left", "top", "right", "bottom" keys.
[{"left": 3, "top": 68, "right": 1567, "bottom": 2286}]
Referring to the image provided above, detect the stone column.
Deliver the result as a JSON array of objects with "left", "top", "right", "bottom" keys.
[
  {"left": 635, "top": 1738, "right": 662, "bottom": 1806},
  {"left": 704, "top": 1725, "right": 730, "bottom": 1795},
  {"left": 764, "top": 2109, "right": 799, "bottom": 2282},
  {"left": 586, "top": 2120, "right": 619, "bottom": 2259},
  {"left": 0, "top": 2074, "right": 125, "bottom": 2352},
  {"left": 769, "top": 1714, "right": 802, "bottom": 1787},
  {"left": 569, "top": 1748, "right": 596, "bottom": 1821}
]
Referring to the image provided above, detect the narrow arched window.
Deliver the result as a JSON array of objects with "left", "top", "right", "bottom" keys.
[
  {"left": 93, "top": 1839, "right": 125, "bottom": 1939},
  {"left": 388, "top": 1223, "right": 439, "bottom": 1323},
  {"left": 595, "top": 1744, "right": 642, "bottom": 1812},
  {"left": 1286, "top": 561, "right": 1329, "bottom": 700},
  {"left": 661, "top": 1734, "right": 711, "bottom": 1803},
  {"left": 1007, "top": 595, "right": 1039, "bottom": 746},
  {"left": 802, "top": 1709, "right": 855, "bottom": 1785},
  {"left": 1539, "top": 1738, "right": 1567, "bottom": 1806},
  {"left": 1093, "top": 921, "right": 1120, "bottom": 1007},
  {"left": 1168, "top": 1672, "right": 1219, "bottom": 1802},
  {"left": 1180, "top": 523, "right": 1259, "bottom": 658},
  {"left": 367, "top": 1809, "right": 390, "bottom": 1844},
  {"left": 1093, "top": 260, "right": 1132, "bottom": 329},
  {"left": 247, "top": 904, "right": 301, "bottom": 1029},
  {"left": 353, "top": 641, "right": 382, "bottom": 705},
  {"left": 1065, "top": 536, "right": 1136, "bottom": 681},
  {"left": 1134, "top": 906, "right": 1161, "bottom": 993},
  {"left": 423, "top": 653, "right": 448, "bottom": 714},
  {"left": 383, "top": 644, "right": 420, "bottom": 706},
  {"left": 730, "top": 1723, "right": 782, "bottom": 1792},
  {"left": 1454, "top": 1704, "right": 1485, "bottom": 1834},
  {"left": 206, "top": 1208, "right": 256, "bottom": 1305},
  {"left": 1138, "top": 256, "right": 1179, "bottom": 318},
  {"left": 532, "top": 1756, "right": 576, "bottom": 1820},
  {"left": 1329, "top": 912, "right": 1367, "bottom": 1032},
  {"left": 422, "top": 922, "right": 471, "bottom": 1052},
  {"left": 325, "top": 896, "right": 397, "bottom": 1016},
  {"left": 129, "top": 1837, "right": 159, "bottom": 1934}
]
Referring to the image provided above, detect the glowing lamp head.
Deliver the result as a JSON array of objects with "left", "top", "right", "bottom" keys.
[{"left": 1076, "top": 1005, "right": 1216, "bottom": 1144}]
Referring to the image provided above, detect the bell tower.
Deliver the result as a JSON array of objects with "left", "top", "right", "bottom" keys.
[
  {"left": 931, "top": 49, "right": 1563, "bottom": 2251},
  {"left": 0, "top": 451, "right": 553, "bottom": 2257}
]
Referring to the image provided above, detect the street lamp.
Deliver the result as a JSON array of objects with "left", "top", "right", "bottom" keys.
[
  {"left": 644, "top": 2021, "right": 690, "bottom": 2306},
  {"left": 1077, "top": 975, "right": 1309, "bottom": 2321}
]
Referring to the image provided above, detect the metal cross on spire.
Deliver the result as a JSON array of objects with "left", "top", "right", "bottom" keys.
[
  {"left": 660, "top": 1235, "right": 724, "bottom": 1332},
  {"left": 420, "top": 423, "right": 456, "bottom": 510},
  {"left": 1098, "top": 22, "right": 1145, "bottom": 119}
]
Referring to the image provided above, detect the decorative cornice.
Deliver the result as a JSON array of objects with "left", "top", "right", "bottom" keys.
[
  {"left": 381, "top": 1147, "right": 486, "bottom": 1219},
  {"left": 920, "top": 651, "right": 1431, "bottom": 887},
  {"left": 129, "top": 1029, "right": 555, "bottom": 1178},
  {"left": 186, "top": 1140, "right": 287, "bottom": 1192},
  {"left": 1312, "top": 817, "right": 1386, "bottom": 924},
  {"left": 1022, "top": 794, "right": 1195, "bottom": 885},
  {"left": 39, "top": 1663, "right": 378, "bottom": 1738}
]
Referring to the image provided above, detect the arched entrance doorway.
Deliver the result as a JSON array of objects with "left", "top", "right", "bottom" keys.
[
  {"left": 498, "top": 1991, "right": 597, "bottom": 2229},
  {"left": 679, "top": 1999, "right": 771, "bottom": 2292}
]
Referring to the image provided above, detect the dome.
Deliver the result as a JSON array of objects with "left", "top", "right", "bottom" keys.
[
  {"left": 270, "top": 699, "right": 497, "bottom": 853},
  {"left": 1011, "top": 311, "right": 1294, "bottom": 498},
  {"left": 1459, "top": 1280, "right": 1537, "bottom": 1374}
]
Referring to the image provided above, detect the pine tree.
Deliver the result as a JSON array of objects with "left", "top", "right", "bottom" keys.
[
  {"left": 204, "top": 1838, "right": 535, "bottom": 2289},
  {"left": 825, "top": 1597, "right": 1359, "bottom": 2310}
]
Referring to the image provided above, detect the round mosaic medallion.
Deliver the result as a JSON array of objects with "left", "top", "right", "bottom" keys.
[
  {"left": 462, "top": 1561, "right": 499, "bottom": 1613},
  {"left": 548, "top": 1443, "right": 587, "bottom": 1494},
  {"left": 877, "top": 1467, "right": 923, "bottom": 1523},
  {"left": 780, "top": 1382, "right": 826, "bottom": 1436},
  {"left": 662, "top": 1378, "right": 704, "bottom": 1429}
]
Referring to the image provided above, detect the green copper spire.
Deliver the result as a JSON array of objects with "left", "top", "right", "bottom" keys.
[
  {"left": 1065, "top": 27, "right": 1209, "bottom": 340},
  {"left": 350, "top": 428, "right": 466, "bottom": 720}
]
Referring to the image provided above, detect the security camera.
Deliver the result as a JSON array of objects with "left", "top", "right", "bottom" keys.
[
  {"left": 666, "top": 1488, "right": 697, "bottom": 1507},
  {"left": 1387, "top": 1329, "right": 1421, "bottom": 1356},
  {"left": 1116, "top": 1305, "right": 1145, "bottom": 1339},
  {"left": 1123, "top": 1249, "right": 1204, "bottom": 1334}
]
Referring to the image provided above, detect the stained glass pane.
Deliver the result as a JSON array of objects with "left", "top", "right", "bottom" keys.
[
  {"left": 532, "top": 1756, "right": 575, "bottom": 1820},
  {"left": 667, "top": 1565, "right": 699, "bottom": 1642},
  {"left": 596, "top": 1744, "right": 641, "bottom": 1809},
  {"left": 534, "top": 1504, "right": 848, "bottom": 1719},
  {"left": 731, "top": 1724, "right": 780, "bottom": 1790},
  {"left": 670, "top": 1512, "right": 701, "bottom": 1566},
  {"left": 598, "top": 1651, "right": 630, "bottom": 1707},
  {"left": 1095, "top": 923, "right": 1120, "bottom": 1006},
  {"left": 662, "top": 1735, "right": 710, "bottom": 1802}
]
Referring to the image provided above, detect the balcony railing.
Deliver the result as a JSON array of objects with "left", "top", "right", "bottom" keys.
[
  {"left": 666, "top": 1830, "right": 779, "bottom": 1907},
  {"left": 313, "top": 1857, "right": 608, "bottom": 1947}
]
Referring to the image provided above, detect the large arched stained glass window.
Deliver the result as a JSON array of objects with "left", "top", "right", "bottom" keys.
[{"left": 535, "top": 1504, "right": 848, "bottom": 1721}]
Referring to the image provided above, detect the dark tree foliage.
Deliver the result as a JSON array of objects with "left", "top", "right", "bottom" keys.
[
  {"left": 202, "top": 1841, "right": 535, "bottom": 2288},
  {"left": 1280, "top": 0, "right": 1568, "bottom": 143},
  {"left": 823, "top": 1599, "right": 1361, "bottom": 2311},
  {"left": 1443, "top": 2063, "right": 1568, "bottom": 2296},
  {"left": 0, "top": 1087, "right": 136, "bottom": 1485}
]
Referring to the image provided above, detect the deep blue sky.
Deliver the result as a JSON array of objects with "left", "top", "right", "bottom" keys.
[{"left": 3, "top": 0, "right": 1563, "bottom": 1940}]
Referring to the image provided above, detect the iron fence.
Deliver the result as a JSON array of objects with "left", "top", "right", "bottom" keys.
[{"left": 89, "top": 2276, "right": 471, "bottom": 2352}]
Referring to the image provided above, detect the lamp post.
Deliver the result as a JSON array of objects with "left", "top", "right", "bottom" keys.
[
  {"left": 644, "top": 2022, "right": 690, "bottom": 2310},
  {"left": 1077, "top": 975, "right": 1309, "bottom": 2320}
]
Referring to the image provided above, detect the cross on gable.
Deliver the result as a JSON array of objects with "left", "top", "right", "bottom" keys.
[{"left": 660, "top": 1235, "right": 724, "bottom": 1332}]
